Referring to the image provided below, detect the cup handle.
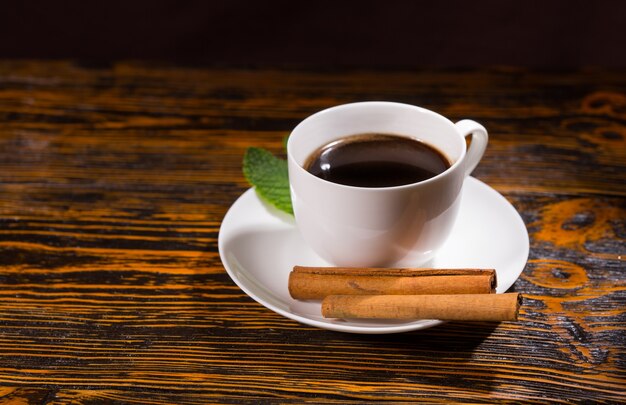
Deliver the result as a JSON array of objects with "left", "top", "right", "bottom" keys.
[{"left": 455, "top": 119, "right": 488, "bottom": 177}]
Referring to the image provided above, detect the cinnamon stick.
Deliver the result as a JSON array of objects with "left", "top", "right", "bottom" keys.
[
  {"left": 322, "top": 293, "right": 521, "bottom": 321},
  {"left": 288, "top": 266, "right": 497, "bottom": 300}
]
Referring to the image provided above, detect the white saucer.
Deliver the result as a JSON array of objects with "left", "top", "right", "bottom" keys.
[{"left": 218, "top": 177, "right": 529, "bottom": 334}]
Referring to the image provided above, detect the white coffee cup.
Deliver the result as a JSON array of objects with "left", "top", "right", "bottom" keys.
[{"left": 287, "top": 102, "right": 488, "bottom": 267}]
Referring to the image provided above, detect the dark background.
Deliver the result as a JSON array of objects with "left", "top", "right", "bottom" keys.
[{"left": 1, "top": 0, "right": 626, "bottom": 67}]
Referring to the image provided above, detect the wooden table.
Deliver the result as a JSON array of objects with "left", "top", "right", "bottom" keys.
[{"left": 0, "top": 61, "right": 624, "bottom": 403}]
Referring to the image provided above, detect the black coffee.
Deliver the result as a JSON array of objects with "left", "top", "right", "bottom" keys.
[{"left": 304, "top": 134, "right": 450, "bottom": 187}]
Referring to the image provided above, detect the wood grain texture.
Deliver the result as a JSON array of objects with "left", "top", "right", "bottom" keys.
[{"left": 0, "top": 61, "right": 624, "bottom": 403}]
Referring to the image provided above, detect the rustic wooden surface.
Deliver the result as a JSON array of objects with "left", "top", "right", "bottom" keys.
[{"left": 0, "top": 61, "right": 624, "bottom": 403}]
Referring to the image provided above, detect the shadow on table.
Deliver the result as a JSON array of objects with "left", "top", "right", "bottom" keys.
[
  {"left": 325, "top": 321, "right": 502, "bottom": 389},
  {"left": 348, "top": 320, "right": 498, "bottom": 355}
]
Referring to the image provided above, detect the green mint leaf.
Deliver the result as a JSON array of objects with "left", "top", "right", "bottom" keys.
[{"left": 243, "top": 147, "right": 293, "bottom": 215}]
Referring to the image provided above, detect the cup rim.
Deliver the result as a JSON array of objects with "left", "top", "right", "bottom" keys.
[{"left": 287, "top": 101, "right": 467, "bottom": 191}]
